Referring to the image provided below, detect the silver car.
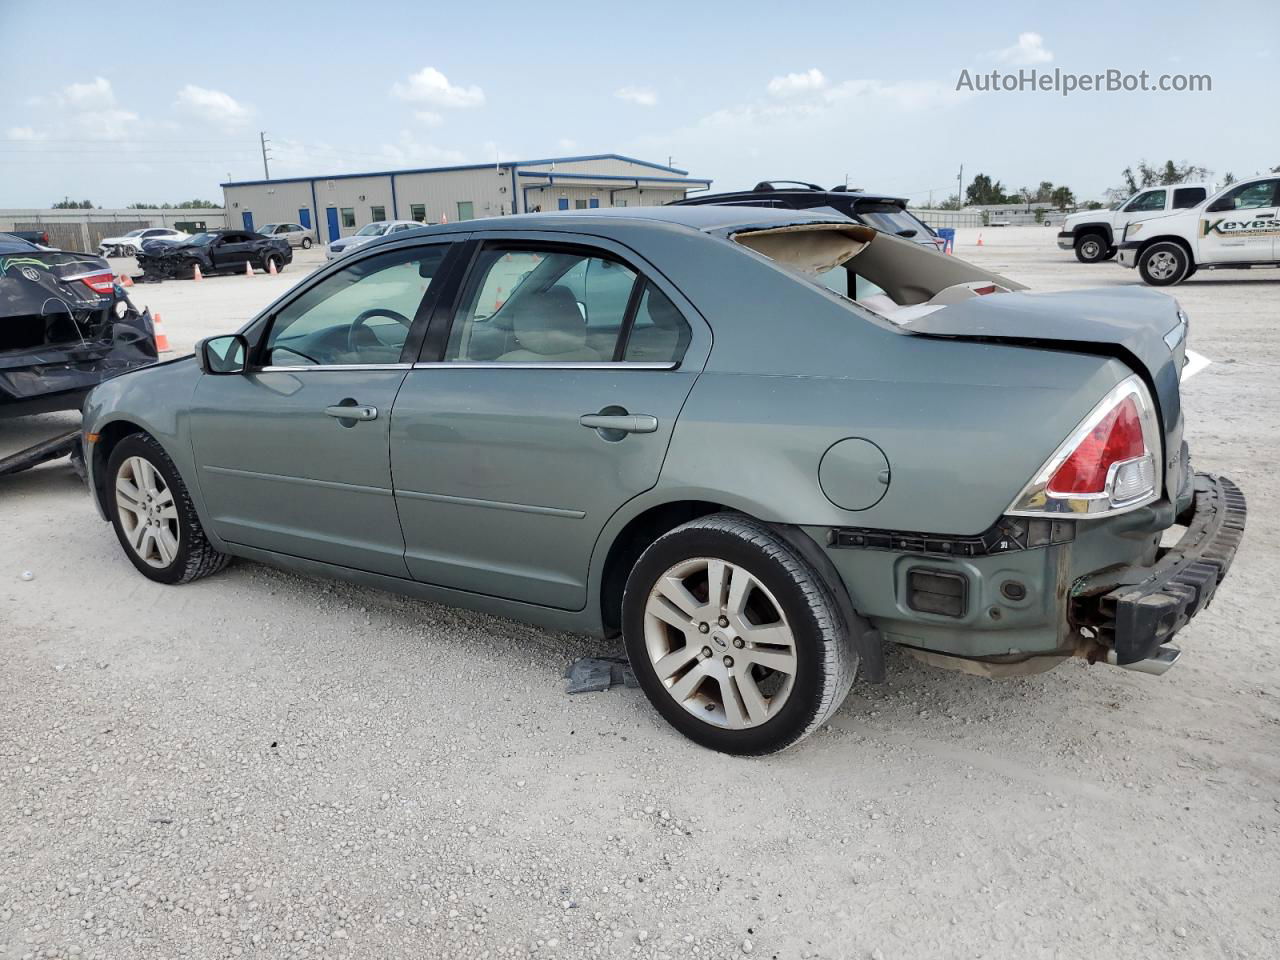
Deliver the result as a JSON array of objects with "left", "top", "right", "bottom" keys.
[
  {"left": 325, "top": 220, "right": 421, "bottom": 260},
  {"left": 258, "top": 222, "right": 317, "bottom": 250}
]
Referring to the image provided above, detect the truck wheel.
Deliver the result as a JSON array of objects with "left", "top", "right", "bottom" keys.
[
  {"left": 622, "top": 513, "right": 857, "bottom": 755},
  {"left": 1074, "top": 233, "right": 1109, "bottom": 263},
  {"left": 1138, "top": 242, "right": 1190, "bottom": 286},
  {"left": 107, "top": 433, "right": 231, "bottom": 585}
]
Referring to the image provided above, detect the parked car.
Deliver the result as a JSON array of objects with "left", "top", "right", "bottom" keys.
[
  {"left": 1057, "top": 183, "right": 1213, "bottom": 263},
  {"left": 1117, "top": 174, "right": 1280, "bottom": 285},
  {"left": 258, "top": 222, "right": 317, "bottom": 250},
  {"left": 135, "top": 229, "right": 291, "bottom": 280},
  {"left": 81, "top": 206, "right": 1244, "bottom": 754},
  {"left": 325, "top": 220, "right": 421, "bottom": 260},
  {"left": 99, "top": 228, "right": 190, "bottom": 258},
  {"left": 1, "top": 238, "right": 156, "bottom": 415},
  {"left": 671, "top": 181, "right": 945, "bottom": 250},
  {"left": 6, "top": 228, "right": 51, "bottom": 247}
]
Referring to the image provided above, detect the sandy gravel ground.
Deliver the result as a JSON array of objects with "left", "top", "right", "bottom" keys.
[{"left": 2, "top": 229, "right": 1278, "bottom": 960}]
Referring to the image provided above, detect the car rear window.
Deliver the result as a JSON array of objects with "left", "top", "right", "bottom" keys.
[
  {"left": 1173, "top": 187, "right": 1206, "bottom": 209},
  {"left": 852, "top": 201, "right": 934, "bottom": 239}
]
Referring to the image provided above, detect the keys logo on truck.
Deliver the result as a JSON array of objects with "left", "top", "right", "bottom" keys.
[{"left": 1201, "top": 216, "right": 1280, "bottom": 237}]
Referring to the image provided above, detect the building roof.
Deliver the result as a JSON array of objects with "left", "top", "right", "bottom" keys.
[{"left": 221, "top": 153, "right": 696, "bottom": 189}]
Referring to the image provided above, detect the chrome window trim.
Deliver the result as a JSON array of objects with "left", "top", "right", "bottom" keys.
[
  {"left": 258, "top": 363, "right": 412, "bottom": 372},
  {"left": 410, "top": 361, "right": 678, "bottom": 371}
]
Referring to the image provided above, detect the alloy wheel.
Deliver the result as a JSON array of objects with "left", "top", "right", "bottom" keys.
[
  {"left": 115, "top": 455, "right": 180, "bottom": 568},
  {"left": 642, "top": 557, "right": 797, "bottom": 729}
]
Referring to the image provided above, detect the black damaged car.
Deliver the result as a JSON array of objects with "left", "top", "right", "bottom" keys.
[
  {"left": 135, "top": 229, "right": 292, "bottom": 281},
  {"left": 1, "top": 233, "right": 157, "bottom": 416}
]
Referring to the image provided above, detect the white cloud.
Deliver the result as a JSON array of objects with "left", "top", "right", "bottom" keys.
[
  {"left": 415, "top": 111, "right": 444, "bottom": 127},
  {"left": 391, "top": 67, "right": 485, "bottom": 108},
  {"left": 994, "top": 32, "right": 1054, "bottom": 65},
  {"left": 174, "top": 85, "right": 252, "bottom": 127},
  {"left": 60, "top": 76, "right": 116, "bottom": 109},
  {"left": 767, "top": 68, "right": 827, "bottom": 96},
  {"left": 557, "top": 137, "right": 578, "bottom": 151},
  {"left": 74, "top": 109, "right": 140, "bottom": 139},
  {"left": 825, "top": 78, "right": 970, "bottom": 111},
  {"left": 6, "top": 126, "right": 45, "bottom": 141},
  {"left": 615, "top": 85, "right": 657, "bottom": 107}
]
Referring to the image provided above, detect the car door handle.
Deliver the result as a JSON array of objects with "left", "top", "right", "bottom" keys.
[
  {"left": 325, "top": 404, "right": 378, "bottom": 421},
  {"left": 579, "top": 414, "right": 658, "bottom": 434}
]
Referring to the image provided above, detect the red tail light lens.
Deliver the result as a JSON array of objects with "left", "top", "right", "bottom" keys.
[
  {"left": 1047, "top": 395, "right": 1146, "bottom": 495},
  {"left": 80, "top": 272, "right": 117, "bottom": 295}
]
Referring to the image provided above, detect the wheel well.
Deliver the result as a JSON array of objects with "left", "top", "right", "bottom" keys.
[
  {"left": 1074, "top": 224, "right": 1111, "bottom": 244},
  {"left": 599, "top": 500, "right": 722, "bottom": 636},
  {"left": 91, "top": 420, "right": 146, "bottom": 513}
]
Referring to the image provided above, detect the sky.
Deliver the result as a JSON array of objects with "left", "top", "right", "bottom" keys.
[{"left": 1, "top": 0, "right": 1275, "bottom": 209}]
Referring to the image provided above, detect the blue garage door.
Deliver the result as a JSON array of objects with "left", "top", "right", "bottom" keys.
[
  {"left": 325, "top": 207, "right": 341, "bottom": 242},
  {"left": 298, "top": 208, "right": 312, "bottom": 230},
  {"left": 241, "top": 211, "right": 254, "bottom": 231}
]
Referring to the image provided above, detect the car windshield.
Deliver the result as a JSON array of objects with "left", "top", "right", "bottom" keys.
[
  {"left": 124, "top": 229, "right": 148, "bottom": 238},
  {"left": 186, "top": 233, "right": 217, "bottom": 246},
  {"left": 258, "top": 224, "right": 279, "bottom": 234},
  {"left": 356, "top": 223, "right": 388, "bottom": 237},
  {"left": 853, "top": 201, "right": 934, "bottom": 239}
]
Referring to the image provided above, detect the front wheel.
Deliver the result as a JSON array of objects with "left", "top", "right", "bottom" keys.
[
  {"left": 263, "top": 252, "right": 284, "bottom": 274},
  {"left": 1074, "top": 233, "right": 1109, "bottom": 263},
  {"left": 107, "top": 433, "right": 230, "bottom": 584},
  {"left": 1138, "top": 241, "right": 1191, "bottom": 286},
  {"left": 622, "top": 514, "right": 857, "bottom": 755}
]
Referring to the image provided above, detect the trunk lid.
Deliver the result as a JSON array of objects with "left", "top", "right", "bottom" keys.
[{"left": 905, "top": 286, "right": 1188, "bottom": 501}]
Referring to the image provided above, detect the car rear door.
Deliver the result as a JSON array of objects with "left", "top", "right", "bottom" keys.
[
  {"left": 389, "top": 231, "right": 710, "bottom": 610},
  {"left": 188, "top": 239, "right": 463, "bottom": 576}
]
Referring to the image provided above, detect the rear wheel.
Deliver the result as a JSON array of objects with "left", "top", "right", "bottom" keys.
[
  {"left": 301, "top": 237, "right": 313, "bottom": 249},
  {"left": 1138, "top": 242, "right": 1190, "bottom": 286},
  {"left": 107, "top": 433, "right": 230, "bottom": 584},
  {"left": 622, "top": 514, "right": 857, "bottom": 755},
  {"left": 264, "top": 252, "right": 284, "bottom": 274},
  {"left": 1074, "top": 232, "right": 1109, "bottom": 263}
]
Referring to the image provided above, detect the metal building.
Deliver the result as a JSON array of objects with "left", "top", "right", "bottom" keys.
[{"left": 220, "top": 154, "right": 711, "bottom": 243}]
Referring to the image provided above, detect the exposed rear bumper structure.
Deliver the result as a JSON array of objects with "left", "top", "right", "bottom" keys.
[{"left": 1071, "top": 473, "right": 1246, "bottom": 669}]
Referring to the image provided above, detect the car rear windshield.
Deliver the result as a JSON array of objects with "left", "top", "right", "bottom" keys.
[{"left": 853, "top": 201, "right": 934, "bottom": 239}]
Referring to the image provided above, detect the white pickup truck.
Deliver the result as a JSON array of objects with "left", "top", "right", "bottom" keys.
[
  {"left": 1117, "top": 174, "right": 1280, "bottom": 285},
  {"left": 1056, "top": 182, "right": 1213, "bottom": 263}
]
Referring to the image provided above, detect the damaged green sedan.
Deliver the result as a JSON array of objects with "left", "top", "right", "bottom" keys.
[{"left": 79, "top": 207, "right": 1245, "bottom": 754}]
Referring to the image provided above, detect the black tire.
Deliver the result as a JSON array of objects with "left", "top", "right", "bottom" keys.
[
  {"left": 622, "top": 513, "right": 857, "bottom": 755},
  {"left": 301, "top": 237, "right": 312, "bottom": 249},
  {"left": 1103, "top": 246, "right": 1117, "bottom": 261},
  {"left": 1137, "top": 241, "right": 1191, "bottom": 286},
  {"left": 263, "top": 252, "right": 284, "bottom": 274},
  {"left": 106, "top": 433, "right": 230, "bottom": 585},
  {"left": 1074, "top": 232, "right": 1109, "bottom": 263}
]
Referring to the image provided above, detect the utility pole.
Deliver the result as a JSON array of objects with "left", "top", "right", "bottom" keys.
[
  {"left": 957, "top": 163, "right": 964, "bottom": 208},
  {"left": 260, "top": 131, "right": 272, "bottom": 180}
]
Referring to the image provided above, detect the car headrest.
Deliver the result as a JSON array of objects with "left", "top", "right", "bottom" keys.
[{"left": 513, "top": 286, "right": 586, "bottom": 356}]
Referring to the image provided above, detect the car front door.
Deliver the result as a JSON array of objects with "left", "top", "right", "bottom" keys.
[
  {"left": 1198, "top": 179, "right": 1280, "bottom": 264},
  {"left": 210, "top": 233, "right": 252, "bottom": 271},
  {"left": 188, "top": 240, "right": 460, "bottom": 576},
  {"left": 390, "top": 233, "right": 709, "bottom": 610}
]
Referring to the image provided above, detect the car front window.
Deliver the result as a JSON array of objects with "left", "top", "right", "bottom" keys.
[
  {"left": 356, "top": 223, "right": 386, "bottom": 237},
  {"left": 263, "top": 245, "right": 448, "bottom": 367},
  {"left": 187, "top": 233, "right": 216, "bottom": 245},
  {"left": 258, "top": 224, "right": 279, "bottom": 234}
]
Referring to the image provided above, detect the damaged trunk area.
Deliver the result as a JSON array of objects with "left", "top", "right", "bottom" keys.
[{"left": 1, "top": 252, "right": 157, "bottom": 414}]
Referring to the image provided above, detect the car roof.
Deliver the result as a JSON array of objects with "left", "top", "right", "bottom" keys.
[
  {"left": 351, "top": 205, "right": 854, "bottom": 253},
  {"left": 674, "top": 186, "right": 912, "bottom": 206}
]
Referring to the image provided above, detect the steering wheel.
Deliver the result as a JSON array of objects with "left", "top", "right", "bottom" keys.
[{"left": 347, "top": 307, "right": 413, "bottom": 354}]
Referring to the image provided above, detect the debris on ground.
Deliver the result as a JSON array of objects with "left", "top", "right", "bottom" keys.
[{"left": 564, "top": 655, "right": 638, "bottom": 694}]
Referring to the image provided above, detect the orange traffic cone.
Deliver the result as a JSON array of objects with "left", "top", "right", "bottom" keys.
[
  {"left": 153, "top": 314, "right": 172, "bottom": 353},
  {"left": 976, "top": 233, "right": 984, "bottom": 246},
  {"left": 244, "top": 260, "right": 254, "bottom": 277},
  {"left": 268, "top": 257, "right": 278, "bottom": 276},
  {"left": 118, "top": 272, "right": 134, "bottom": 288},
  {"left": 192, "top": 263, "right": 203, "bottom": 281}
]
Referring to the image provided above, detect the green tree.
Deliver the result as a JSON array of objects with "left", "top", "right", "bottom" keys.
[
  {"left": 1119, "top": 160, "right": 1211, "bottom": 196},
  {"left": 965, "top": 173, "right": 1013, "bottom": 206},
  {"left": 1222, "top": 172, "right": 1236, "bottom": 186},
  {"left": 52, "top": 197, "right": 94, "bottom": 209},
  {"left": 1050, "top": 185, "right": 1076, "bottom": 210},
  {"left": 1034, "top": 180, "right": 1055, "bottom": 203}
]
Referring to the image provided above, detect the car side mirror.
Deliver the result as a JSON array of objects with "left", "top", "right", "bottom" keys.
[
  {"left": 1206, "top": 198, "right": 1232, "bottom": 213},
  {"left": 198, "top": 334, "right": 249, "bottom": 374}
]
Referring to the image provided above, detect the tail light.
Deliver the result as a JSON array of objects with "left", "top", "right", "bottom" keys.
[
  {"left": 1008, "top": 375, "right": 1161, "bottom": 517},
  {"left": 79, "top": 272, "right": 117, "bottom": 295}
]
